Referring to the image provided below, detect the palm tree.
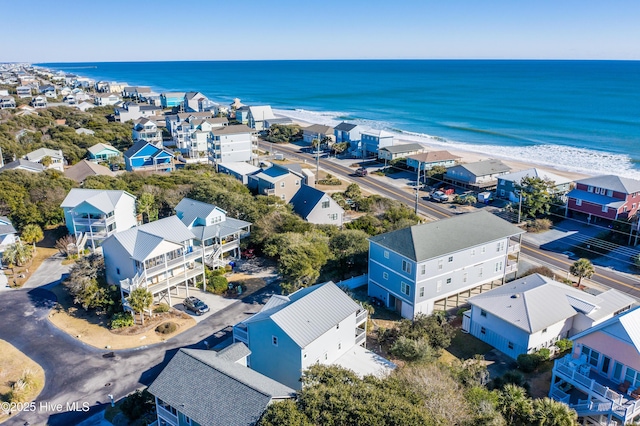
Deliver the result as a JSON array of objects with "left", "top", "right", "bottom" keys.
[
  {"left": 498, "top": 384, "right": 533, "bottom": 426},
  {"left": 2, "top": 241, "right": 33, "bottom": 269},
  {"left": 127, "top": 288, "right": 154, "bottom": 325},
  {"left": 570, "top": 258, "right": 595, "bottom": 286},
  {"left": 531, "top": 397, "right": 577, "bottom": 426},
  {"left": 21, "top": 224, "right": 44, "bottom": 252}
]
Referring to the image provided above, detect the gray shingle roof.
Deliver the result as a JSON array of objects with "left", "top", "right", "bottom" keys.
[
  {"left": 566, "top": 189, "right": 625, "bottom": 208},
  {"left": 303, "top": 124, "right": 334, "bottom": 134},
  {"left": 289, "top": 185, "right": 326, "bottom": 219},
  {"left": 241, "top": 282, "right": 361, "bottom": 348},
  {"left": 334, "top": 122, "right": 358, "bottom": 132},
  {"left": 379, "top": 143, "right": 425, "bottom": 154},
  {"left": 0, "top": 159, "right": 44, "bottom": 173},
  {"left": 575, "top": 175, "right": 640, "bottom": 195},
  {"left": 407, "top": 150, "right": 461, "bottom": 163},
  {"left": 148, "top": 347, "right": 295, "bottom": 426},
  {"left": 468, "top": 274, "right": 635, "bottom": 333},
  {"left": 455, "top": 159, "right": 510, "bottom": 177},
  {"left": 64, "top": 160, "right": 115, "bottom": 183},
  {"left": 211, "top": 124, "right": 253, "bottom": 136},
  {"left": 369, "top": 211, "right": 524, "bottom": 262},
  {"left": 0, "top": 216, "right": 17, "bottom": 236}
]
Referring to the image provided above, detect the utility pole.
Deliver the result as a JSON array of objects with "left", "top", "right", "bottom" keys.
[
  {"left": 315, "top": 137, "right": 320, "bottom": 177},
  {"left": 517, "top": 191, "right": 523, "bottom": 224},
  {"left": 415, "top": 161, "right": 421, "bottom": 214}
]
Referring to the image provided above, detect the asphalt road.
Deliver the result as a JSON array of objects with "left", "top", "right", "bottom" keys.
[
  {"left": 262, "top": 141, "right": 640, "bottom": 300},
  {"left": 1, "top": 281, "right": 275, "bottom": 426}
]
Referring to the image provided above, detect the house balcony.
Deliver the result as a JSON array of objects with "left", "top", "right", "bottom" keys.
[
  {"left": 355, "top": 308, "right": 368, "bottom": 326},
  {"left": 264, "top": 188, "right": 276, "bottom": 196},
  {"left": 507, "top": 242, "right": 521, "bottom": 254},
  {"left": 132, "top": 162, "right": 175, "bottom": 172},
  {"left": 123, "top": 263, "right": 204, "bottom": 297},
  {"left": 138, "top": 248, "right": 203, "bottom": 277},
  {"left": 156, "top": 405, "right": 178, "bottom": 426},
  {"left": 355, "top": 327, "right": 366, "bottom": 347},
  {"left": 72, "top": 215, "right": 115, "bottom": 228},
  {"left": 505, "top": 260, "right": 518, "bottom": 274},
  {"left": 233, "top": 324, "right": 249, "bottom": 345}
]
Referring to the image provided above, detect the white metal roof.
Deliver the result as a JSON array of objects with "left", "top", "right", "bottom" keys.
[{"left": 60, "top": 189, "right": 135, "bottom": 213}]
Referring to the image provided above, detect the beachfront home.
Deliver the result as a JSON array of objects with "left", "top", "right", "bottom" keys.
[
  {"left": 0, "top": 159, "right": 44, "bottom": 174},
  {"left": 465, "top": 274, "right": 634, "bottom": 359},
  {"left": 24, "top": 148, "right": 65, "bottom": 171},
  {"left": 29, "top": 96, "right": 47, "bottom": 109},
  {"left": 174, "top": 116, "right": 229, "bottom": 158},
  {"left": 16, "top": 86, "right": 32, "bottom": 98},
  {"left": 102, "top": 216, "right": 205, "bottom": 307},
  {"left": 406, "top": 150, "right": 460, "bottom": 171},
  {"left": 61, "top": 189, "right": 137, "bottom": 250},
  {"left": 94, "top": 93, "right": 121, "bottom": 106},
  {"left": 368, "top": 211, "right": 524, "bottom": 319},
  {"left": 184, "top": 91, "right": 215, "bottom": 113},
  {"left": 39, "top": 85, "right": 56, "bottom": 98},
  {"left": 247, "top": 105, "right": 276, "bottom": 131},
  {"left": 208, "top": 124, "right": 255, "bottom": 164},
  {"left": 357, "top": 129, "right": 394, "bottom": 158},
  {"left": 334, "top": 122, "right": 362, "bottom": 144},
  {"left": 378, "top": 143, "right": 425, "bottom": 162},
  {"left": 122, "top": 86, "right": 152, "bottom": 99},
  {"left": 290, "top": 185, "right": 344, "bottom": 227},
  {"left": 148, "top": 345, "right": 295, "bottom": 426},
  {"left": 496, "top": 168, "right": 573, "bottom": 203},
  {"left": 132, "top": 118, "right": 163, "bottom": 146},
  {"left": 248, "top": 163, "right": 307, "bottom": 202},
  {"left": 75, "top": 127, "right": 95, "bottom": 136},
  {"left": 75, "top": 101, "right": 95, "bottom": 112},
  {"left": 0, "top": 96, "right": 16, "bottom": 109},
  {"left": 444, "top": 159, "right": 511, "bottom": 190},
  {"left": 216, "top": 162, "right": 260, "bottom": 185},
  {"left": 124, "top": 140, "right": 175, "bottom": 172},
  {"left": 165, "top": 111, "right": 213, "bottom": 139},
  {"left": 566, "top": 175, "right": 640, "bottom": 224},
  {"left": 105, "top": 82, "right": 128, "bottom": 94},
  {"left": 87, "top": 143, "right": 121, "bottom": 163},
  {"left": 0, "top": 217, "right": 18, "bottom": 268},
  {"left": 549, "top": 306, "right": 640, "bottom": 426},
  {"left": 233, "top": 281, "right": 394, "bottom": 389},
  {"left": 175, "top": 197, "right": 251, "bottom": 269},
  {"left": 64, "top": 159, "right": 115, "bottom": 184},
  {"left": 235, "top": 106, "right": 250, "bottom": 124},
  {"left": 114, "top": 102, "right": 162, "bottom": 122},
  {"left": 302, "top": 124, "right": 335, "bottom": 145},
  {"left": 160, "top": 92, "right": 185, "bottom": 109}
]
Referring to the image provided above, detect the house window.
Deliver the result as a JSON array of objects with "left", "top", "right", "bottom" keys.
[
  {"left": 384, "top": 250, "right": 389, "bottom": 259},
  {"left": 296, "top": 180, "right": 300, "bottom": 186},
  {"left": 401, "top": 282, "right": 410, "bottom": 296},
  {"left": 116, "top": 268, "right": 120, "bottom": 275},
  {"left": 480, "top": 327, "right": 486, "bottom": 335},
  {"left": 321, "top": 200, "right": 330, "bottom": 208},
  {"left": 419, "top": 287, "right": 424, "bottom": 297},
  {"left": 324, "top": 353, "right": 328, "bottom": 360},
  {"left": 448, "top": 256, "right": 453, "bottom": 262},
  {"left": 495, "top": 261, "right": 503, "bottom": 272},
  {"left": 329, "top": 213, "right": 338, "bottom": 220},
  {"left": 607, "top": 189, "right": 613, "bottom": 197},
  {"left": 446, "top": 278, "right": 452, "bottom": 285},
  {"left": 481, "top": 246, "right": 486, "bottom": 254},
  {"left": 471, "top": 249, "right": 475, "bottom": 256},
  {"left": 479, "top": 267, "right": 483, "bottom": 277},
  {"left": 383, "top": 272, "right": 389, "bottom": 280},
  {"left": 602, "top": 205, "right": 608, "bottom": 213},
  {"left": 463, "top": 273, "right": 468, "bottom": 283},
  {"left": 542, "top": 328, "right": 547, "bottom": 333},
  {"left": 587, "top": 185, "right": 594, "bottom": 193},
  {"left": 272, "top": 336, "right": 278, "bottom": 346},
  {"left": 338, "top": 342, "right": 341, "bottom": 350},
  {"left": 581, "top": 345, "right": 600, "bottom": 368},
  {"left": 496, "top": 242, "right": 504, "bottom": 252},
  {"left": 184, "top": 415, "right": 192, "bottom": 425},
  {"left": 420, "top": 264, "right": 426, "bottom": 275},
  {"left": 508, "top": 342, "right": 514, "bottom": 350},
  {"left": 280, "top": 182, "right": 285, "bottom": 188},
  {"left": 402, "top": 260, "right": 411, "bottom": 274},
  {"left": 436, "top": 280, "right": 442, "bottom": 292},
  {"left": 633, "top": 203, "right": 637, "bottom": 209},
  {"left": 438, "top": 259, "right": 443, "bottom": 270},
  {"left": 480, "top": 309, "right": 487, "bottom": 317},
  {"left": 575, "top": 199, "right": 582, "bottom": 206},
  {"left": 613, "top": 362, "right": 623, "bottom": 381}
]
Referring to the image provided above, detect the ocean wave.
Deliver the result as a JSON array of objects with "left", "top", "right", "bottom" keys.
[{"left": 274, "top": 107, "right": 640, "bottom": 179}]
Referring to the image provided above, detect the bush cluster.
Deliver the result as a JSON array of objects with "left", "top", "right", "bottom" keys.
[
  {"left": 110, "top": 312, "right": 134, "bottom": 329},
  {"left": 152, "top": 303, "right": 170, "bottom": 314},
  {"left": 155, "top": 322, "right": 177, "bottom": 334},
  {"left": 517, "top": 348, "right": 551, "bottom": 373}
]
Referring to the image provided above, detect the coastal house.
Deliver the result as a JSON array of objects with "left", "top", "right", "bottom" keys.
[
  {"left": 235, "top": 106, "right": 251, "bottom": 124},
  {"left": 160, "top": 92, "right": 185, "bottom": 109},
  {"left": 378, "top": 143, "right": 425, "bottom": 162},
  {"left": 122, "top": 86, "right": 152, "bottom": 99},
  {"left": 39, "top": 84, "right": 56, "bottom": 98},
  {"left": 444, "top": 159, "right": 511, "bottom": 190},
  {"left": 75, "top": 101, "right": 95, "bottom": 112},
  {"left": 75, "top": 127, "right": 95, "bottom": 136},
  {"left": 465, "top": 273, "right": 634, "bottom": 359},
  {"left": 124, "top": 140, "right": 175, "bottom": 172},
  {"left": 16, "top": 86, "right": 32, "bottom": 98},
  {"left": 496, "top": 168, "right": 573, "bottom": 203},
  {"left": 102, "top": 216, "right": 205, "bottom": 307},
  {"left": 29, "top": 95, "right": 47, "bottom": 109},
  {"left": 165, "top": 111, "right": 213, "bottom": 139},
  {"left": 94, "top": 93, "right": 121, "bottom": 106},
  {"left": 148, "top": 345, "right": 295, "bottom": 426},
  {"left": 61, "top": 189, "right": 137, "bottom": 250},
  {"left": 302, "top": 124, "right": 335, "bottom": 145},
  {"left": 0, "top": 96, "right": 16, "bottom": 109},
  {"left": 63, "top": 94, "right": 76, "bottom": 105},
  {"left": 290, "top": 185, "right": 344, "bottom": 227},
  {"left": 132, "top": 117, "right": 163, "bottom": 146},
  {"left": 216, "top": 162, "right": 261, "bottom": 185},
  {"left": 24, "top": 148, "right": 65, "bottom": 171},
  {"left": 566, "top": 175, "right": 640, "bottom": 224},
  {"left": 208, "top": 124, "right": 255, "bottom": 164},
  {"left": 64, "top": 159, "right": 115, "bottom": 184},
  {"left": 334, "top": 122, "right": 362, "bottom": 145},
  {"left": 233, "top": 281, "right": 394, "bottom": 389},
  {"left": 184, "top": 91, "right": 215, "bottom": 113},
  {"left": 406, "top": 150, "right": 461, "bottom": 171},
  {"left": 357, "top": 129, "right": 394, "bottom": 158},
  {"left": 175, "top": 197, "right": 251, "bottom": 269},
  {"left": 175, "top": 117, "right": 229, "bottom": 158},
  {"left": 368, "top": 211, "right": 524, "bottom": 319},
  {"left": 248, "top": 163, "right": 306, "bottom": 202},
  {"left": 0, "top": 216, "right": 18, "bottom": 268},
  {"left": 247, "top": 105, "right": 276, "bottom": 131},
  {"left": 87, "top": 143, "right": 121, "bottom": 163},
  {"left": 105, "top": 82, "right": 128, "bottom": 94},
  {"left": 0, "top": 159, "right": 44, "bottom": 174},
  {"left": 549, "top": 306, "right": 640, "bottom": 426},
  {"left": 114, "top": 102, "right": 162, "bottom": 122}
]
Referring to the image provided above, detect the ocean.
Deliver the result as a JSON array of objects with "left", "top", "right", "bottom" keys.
[{"left": 40, "top": 60, "right": 640, "bottom": 177}]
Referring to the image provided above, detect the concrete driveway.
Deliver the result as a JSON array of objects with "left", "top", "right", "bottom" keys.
[{"left": 170, "top": 288, "right": 239, "bottom": 324}]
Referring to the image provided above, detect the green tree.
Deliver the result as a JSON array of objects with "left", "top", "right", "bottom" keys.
[
  {"left": 570, "top": 258, "right": 595, "bottom": 286},
  {"left": 329, "top": 229, "right": 369, "bottom": 278},
  {"left": 40, "top": 155, "right": 52, "bottom": 167},
  {"left": 531, "top": 397, "right": 577, "bottom": 426},
  {"left": 2, "top": 241, "right": 33, "bottom": 268},
  {"left": 515, "top": 176, "right": 555, "bottom": 219},
  {"left": 259, "top": 400, "right": 311, "bottom": 426},
  {"left": 20, "top": 224, "right": 44, "bottom": 250},
  {"left": 137, "top": 192, "right": 158, "bottom": 223},
  {"left": 497, "top": 384, "right": 534, "bottom": 426},
  {"left": 344, "top": 183, "right": 362, "bottom": 200},
  {"left": 63, "top": 254, "right": 113, "bottom": 311},
  {"left": 127, "top": 287, "right": 154, "bottom": 325}
]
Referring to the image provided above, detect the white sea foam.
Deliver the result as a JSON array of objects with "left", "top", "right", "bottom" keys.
[{"left": 274, "top": 108, "right": 640, "bottom": 179}]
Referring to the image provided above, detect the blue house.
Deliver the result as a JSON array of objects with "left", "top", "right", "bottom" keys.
[
  {"left": 334, "top": 122, "right": 362, "bottom": 144},
  {"left": 124, "top": 140, "right": 175, "bottom": 172},
  {"left": 160, "top": 92, "right": 185, "bottom": 109},
  {"left": 356, "top": 129, "right": 394, "bottom": 158}
]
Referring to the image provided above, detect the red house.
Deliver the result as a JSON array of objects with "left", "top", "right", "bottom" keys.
[{"left": 566, "top": 175, "right": 640, "bottom": 223}]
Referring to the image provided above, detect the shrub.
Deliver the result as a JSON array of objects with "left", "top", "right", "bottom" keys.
[
  {"left": 517, "top": 353, "right": 541, "bottom": 373},
  {"left": 521, "top": 265, "right": 554, "bottom": 278},
  {"left": 490, "top": 370, "right": 530, "bottom": 391},
  {"left": 390, "top": 337, "right": 436, "bottom": 362},
  {"left": 153, "top": 303, "right": 170, "bottom": 313},
  {"left": 155, "top": 322, "right": 177, "bottom": 334},
  {"left": 211, "top": 267, "right": 225, "bottom": 276},
  {"left": 110, "top": 312, "right": 134, "bottom": 329},
  {"left": 526, "top": 218, "right": 553, "bottom": 233},
  {"left": 120, "top": 389, "right": 155, "bottom": 421},
  {"left": 224, "top": 264, "right": 233, "bottom": 273},
  {"left": 207, "top": 275, "right": 229, "bottom": 294},
  {"left": 537, "top": 348, "right": 551, "bottom": 361},
  {"left": 556, "top": 338, "right": 573, "bottom": 353}
]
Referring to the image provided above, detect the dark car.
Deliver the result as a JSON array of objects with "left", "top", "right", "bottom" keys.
[
  {"left": 355, "top": 167, "right": 368, "bottom": 177},
  {"left": 183, "top": 296, "right": 210, "bottom": 315}
]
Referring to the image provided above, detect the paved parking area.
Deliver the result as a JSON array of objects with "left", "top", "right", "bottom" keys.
[{"left": 170, "top": 287, "right": 239, "bottom": 324}]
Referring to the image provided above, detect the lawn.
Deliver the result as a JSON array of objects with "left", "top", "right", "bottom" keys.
[
  {"left": 444, "top": 330, "right": 493, "bottom": 361},
  {"left": 0, "top": 340, "right": 45, "bottom": 422}
]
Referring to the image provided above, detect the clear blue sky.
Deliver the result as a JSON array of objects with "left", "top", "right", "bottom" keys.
[{"left": 3, "top": 0, "right": 639, "bottom": 62}]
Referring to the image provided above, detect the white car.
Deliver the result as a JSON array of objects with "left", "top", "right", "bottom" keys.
[{"left": 430, "top": 191, "right": 449, "bottom": 202}]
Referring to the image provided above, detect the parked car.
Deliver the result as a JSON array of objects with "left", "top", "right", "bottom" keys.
[
  {"left": 429, "top": 190, "right": 449, "bottom": 202},
  {"left": 183, "top": 296, "right": 210, "bottom": 315},
  {"left": 242, "top": 248, "right": 256, "bottom": 259},
  {"left": 355, "top": 167, "right": 368, "bottom": 177}
]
